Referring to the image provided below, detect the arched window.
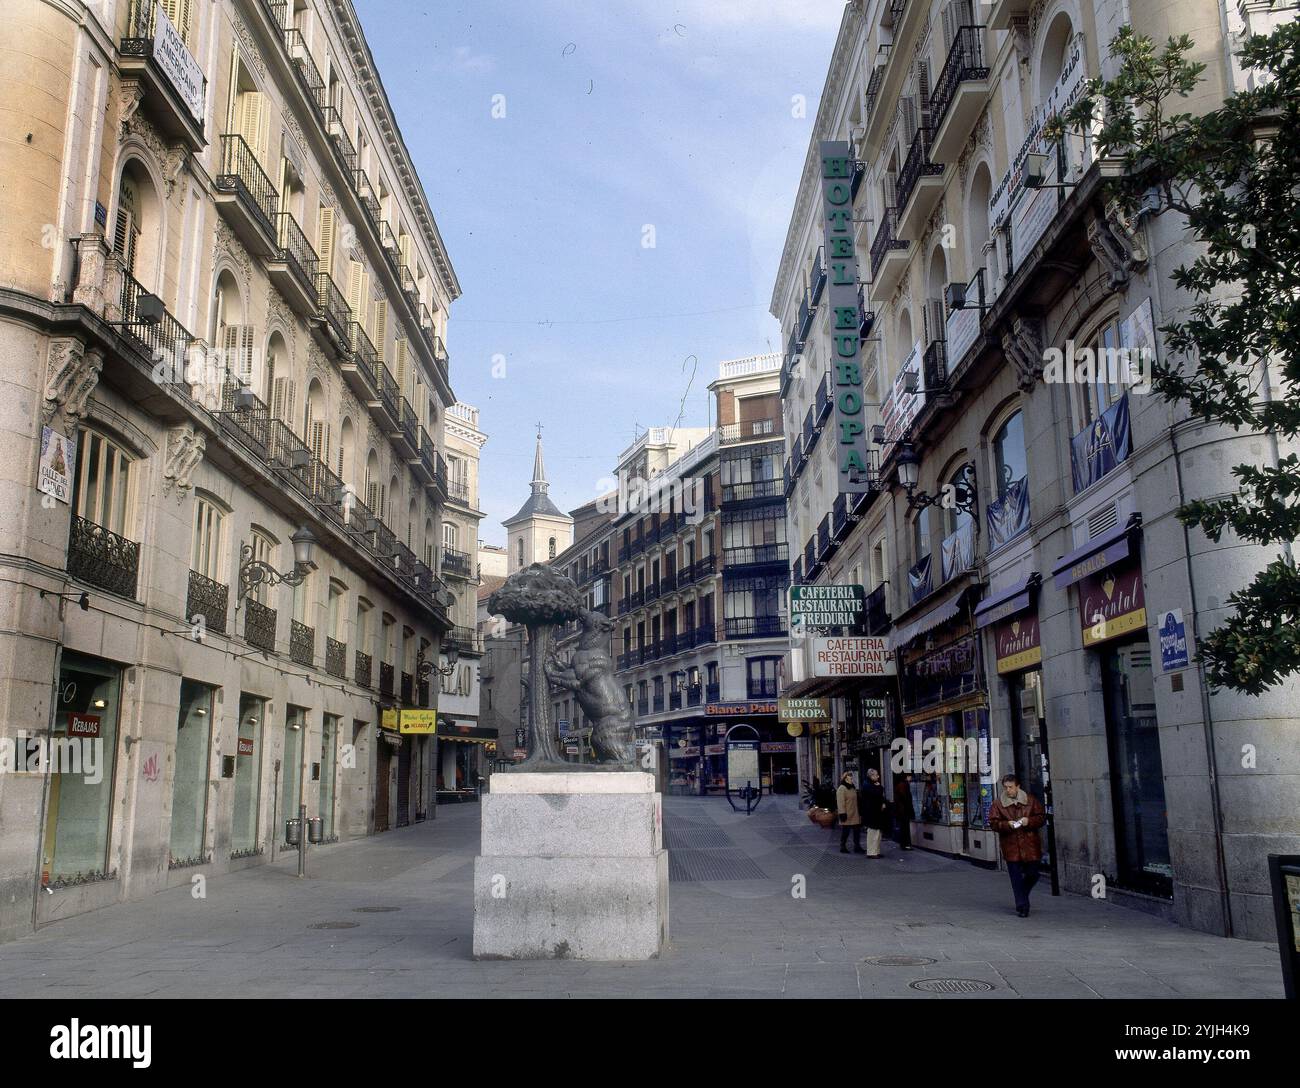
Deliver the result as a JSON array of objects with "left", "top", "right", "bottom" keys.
[
  {"left": 338, "top": 416, "right": 355, "bottom": 484},
  {"left": 247, "top": 526, "right": 278, "bottom": 605},
  {"left": 73, "top": 428, "right": 135, "bottom": 538},
  {"left": 191, "top": 493, "right": 228, "bottom": 581},
  {"left": 517, "top": 538, "right": 524, "bottom": 567},
  {"left": 1038, "top": 12, "right": 1075, "bottom": 100},
  {"left": 967, "top": 160, "right": 996, "bottom": 290},
  {"left": 424, "top": 517, "right": 435, "bottom": 568},
  {"left": 926, "top": 244, "right": 948, "bottom": 345},
  {"left": 264, "top": 331, "right": 288, "bottom": 411},
  {"left": 549, "top": 537, "right": 557, "bottom": 560},
  {"left": 113, "top": 160, "right": 162, "bottom": 290},
  {"left": 365, "top": 449, "right": 381, "bottom": 512},
  {"left": 305, "top": 378, "right": 329, "bottom": 463},
  {"left": 327, "top": 579, "right": 347, "bottom": 642},
  {"left": 214, "top": 270, "right": 253, "bottom": 384},
  {"left": 991, "top": 410, "right": 1028, "bottom": 499}
]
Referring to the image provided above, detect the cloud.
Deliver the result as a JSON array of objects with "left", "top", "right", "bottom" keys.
[
  {"left": 650, "top": 0, "right": 848, "bottom": 32},
  {"left": 450, "top": 45, "right": 496, "bottom": 74}
]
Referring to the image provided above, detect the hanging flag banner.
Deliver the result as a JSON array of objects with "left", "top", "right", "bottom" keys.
[{"left": 819, "top": 141, "right": 872, "bottom": 493}]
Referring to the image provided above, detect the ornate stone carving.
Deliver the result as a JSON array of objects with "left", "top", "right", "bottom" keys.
[
  {"left": 214, "top": 219, "right": 253, "bottom": 283},
  {"left": 1088, "top": 200, "right": 1149, "bottom": 289},
  {"left": 1011, "top": 16, "right": 1032, "bottom": 61},
  {"left": 230, "top": 12, "right": 266, "bottom": 80},
  {"left": 121, "top": 103, "right": 188, "bottom": 197},
  {"left": 44, "top": 339, "right": 103, "bottom": 426},
  {"left": 162, "top": 423, "right": 206, "bottom": 498},
  {"left": 1001, "top": 314, "right": 1047, "bottom": 391},
  {"left": 119, "top": 80, "right": 146, "bottom": 129}
]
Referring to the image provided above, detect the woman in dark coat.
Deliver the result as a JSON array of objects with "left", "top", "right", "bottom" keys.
[
  {"left": 859, "top": 768, "right": 887, "bottom": 857},
  {"left": 893, "top": 772, "right": 914, "bottom": 850}
]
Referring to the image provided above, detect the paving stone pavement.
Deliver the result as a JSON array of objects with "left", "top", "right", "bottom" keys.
[{"left": 0, "top": 797, "right": 1283, "bottom": 998}]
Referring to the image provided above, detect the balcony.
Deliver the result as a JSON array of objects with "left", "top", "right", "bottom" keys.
[
  {"left": 660, "top": 570, "right": 678, "bottom": 594},
  {"left": 401, "top": 671, "right": 413, "bottom": 705},
  {"left": 412, "top": 427, "right": 436, "bottom": 486},
  {"left": 653, "top": 693, "right": 665, "bottom": 713},
  {"left": 118, "top": 0, "right": 206, "bottom": 151},
  {"left": 441, "top": 547, "right": 474, "bottom": 580},
  {"left": 244, "top": 598, "right": 277, "bottom": 654},
  {"left": 214, "top": 135, "right": 279, "bottom": 257},
  {"left": 988, "top": 0, "right": 1034, "bottom": 31},
  {"left": 796, "top": 291, "right": 816, "bottom": 345},
  {"left": 285, "top": 28, "right": 327, "bottom": 110},
  {"left": 447, "top": 626, "right": 484, "bottom": 655},
  {"left": 897, "top": 126, "right": 945, "bottom": 238},
  {"left": 931, "top": 26, "right": 991, "bottom": 162},
  {"left": 326, "top": 637, "right": 347, "bottom": 679},
  {"left": 809, "top": 247, "right": 827, "bottom": 306},
  {"left": 626, "top": 589, "right": 645, "bottom": 611},
  {"left": 290, "top": 620, "right": 315, "bottom": 667},
  {"left": 792, "top": 556, "right": 804, "bottom": 586},
  {"left": 696, "top": 624, "right": 718, "bottom": 647},
  {"left": 858, "top": 287, "right": 876, "bottom": 339},
  {"left": 719, "top": 417, "right": 782, "bottom": 445},
  {"left": 353, "top": 169, "right": 381, "bottom": 228},
  {"left": 321, "top": 105, "right": 357, "bottom": 173},
  {"left": 68, "top": 515, "right": 139, "bottom": 599},
  {"left": 118, "top": 270, "right": 196, "bottom": 390},
  {"left": 686, "top": 684, "right": 703, "bottom": 707},
  {"left": 817, "top": 513, "right": 838, "bottom": 562},
  {"left": 395, "top": 397, "right": 419, "bottom": 459},
  {"left": 637, "top": 698, "right": 650, "bottom": 716},
  {"left": 432, "top": 450, "right": 450, "bottom": 501},
  {"left": 721, "top": 478, "right": 784, "bottom": 504},
  {"left": 869, "top": 208, "right": 910, "bottom": 302},
  {"left": 337, "top": 320, "right": 379, "bottom": 403},
  {"left": 725, "top": 616, "right": 787, "bottom": 639},
  {"left": 669, "top": 690, "right": 683, "bottom": 711},
  {"left": 379, "top": 220, "right": 401, "bottom": 268},
  {"left": 379, "top": 662, "right": 395, "bottom": 696},
  {"left": 315, "top": 273, "right": 352, "bottom": 354},
  {"left": 864, "top": 583, "right": 891, "bottom": 636},
  {"left": 924, "top": 338, "right": 948, "bottom": 393},
  {"left": 694, "top": 555, "right": 716, "bottom": 581},
  {"left": 645, "top": 581, "right": 661, "bottom": 603},
  {"left": 705, "top": 682, "right": 721, "bottom": 703},
  {"left": 217, "top": 379, "right": 271, "bottom": 461},
  {"left": 449, "top": 478, "right": 471, "bottom": 505},
  {"left": 804, "top": 536, "right": 819, "bottom": 580},
  {"left": 267, "top": 212, "right": 319, "bottom": 318},
  {"left": 814, "top": 371, "right": 833, "bottom": 429},
  {"left": 186, "top": 570, "right": 228, "bottom": 636},
  {"left": 723, "top": 543, "right": 789, "bottom": 570},
  {"left": 371, "top": 362, "right": 402, "bottom": 433}
]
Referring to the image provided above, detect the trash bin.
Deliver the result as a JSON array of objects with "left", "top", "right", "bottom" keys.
[
  {"left": 285, "top": 818, "right": 302, "bottom": 846},
  {"left": 307, "top": 817, "right": 324, "bottom": 844}
]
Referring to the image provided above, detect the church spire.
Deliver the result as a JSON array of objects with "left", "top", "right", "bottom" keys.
[{"left": 531, "top": 424, "right": 547, "bottom": 492}]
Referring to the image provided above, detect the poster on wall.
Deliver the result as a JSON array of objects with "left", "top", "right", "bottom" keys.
[{"left": 1158, "top": 608, "right": 1190, "bottom": 671}]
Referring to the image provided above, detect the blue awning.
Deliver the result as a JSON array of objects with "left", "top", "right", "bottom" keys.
[
  {"left": 1051, "top": 514, "right": 1142, "bottom": 590},
  {"left": 973, "top": 573, "right": 1041, "bottom": 629}
]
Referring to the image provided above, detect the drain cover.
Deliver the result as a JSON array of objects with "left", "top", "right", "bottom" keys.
[
  {"left": 352, "top": 906, "right": 401, "bottom": 913},
  {"left": 909, "top": 978, "right": 994, "bottom": 994},
  {"left": 864, "top": 955, "right": 936, "bottom": 967},
  {"left": 309, "top": 921, "right": 360, "bottom": 930}
]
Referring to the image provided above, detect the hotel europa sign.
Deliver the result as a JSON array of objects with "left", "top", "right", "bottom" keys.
[{"left": 820, "top": 141, "right": 872, "bottom": 493}]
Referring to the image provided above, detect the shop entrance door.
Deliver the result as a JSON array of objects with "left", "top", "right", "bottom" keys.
[
  {"left": 396, "top": 739, "right": 411, "bottom": 828},
  {"left": 1102, "top": 641, "right": 1172, "bottom": 897},
  {"left": 375, "top": 741, "right": 391, "bottom": 833},
  {"left": 1009, "top": 669, "right": 1054, "bottom": 877}
]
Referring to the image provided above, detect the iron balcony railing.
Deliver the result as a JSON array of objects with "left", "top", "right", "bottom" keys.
[
  {"left": 400, "top": 671, "right": 413, "bottom": 704},
  {"left": 290, "top": 620, "right": 314, "bottom": 666},
  {"left": 626, "top": 589, "right": 645, "bottom": 611},
  {"left": 810, "top": 247, "right": 826, "bottom": 306},
  {"left": 354, "top": 650, "right": 372, "bottom": 688},
  {"left": 244, "top": 598, "right": 277, "bottom": 653},
  {"left": 326, "top": 637, "right": 347, "bottom": 678},
  {"left": 441, "top": 547, "right": 473, "bottom": 578},
  {"left": 285, "top": 28, "right": 327, "bottom": 110},
  {"left": 433, "top": 450, "right": 449, "bottom": 496},
  {"left": 346, "top": 321, "right": 380, "bottom": 393},
  {"left": 858, "top": 286, "right": 876, "bottom": 338},
  {"left": 686, "top": 685, "right": 703, "bottom": 707},
  {"left": 218, "top": 379, "right": 271, "bottom": 461},
  {"left": 796, "top": 291, "right": 815, "bottom": 344},
  {"left": 723, "top": 543, "right": 789, "bottom": 568},
  {"left": 447, "top": 627, "right": 484, "bottom": 655},
  {"left": 870, "top": 207, "right": 909, "bottom": 278},
  {"left": 719, "top": 417, "right": 782, "bottom": 445},
  {"left": 804, "top": 536, "right": 818, "bottom": 576},
  {"left": 669, "top": 690, "right": 683, "bottom": 711},
  {"left": 637, "top": 698, "right": 650, "bottom": 716},
  {"left": 724, "top": 615, "right": 787, "bottom": 639},
  {"left": 677, "top": 561, "right": 694, "bottom": 584},
  {"left": 275, "top": 211, "right": 318, "bottom": 290},
  {"left": 832, "top": 492, "right": 850, "bottom": 542},
  {"left": 316, "top": 273, "right": 351, "bottom": 345},
  {"left": 321, "top": 105, "right": 357, "bottom": 172},
  {"left": 696, "top": 624, "right": 717, "bottom": 647},
  {"left": 379, "top": 661, "right": 394, "bottom": 696},
  {"left": 815, "top": 371, "right": 833, "bottom": 427},
  {"left": 694, "top": 554, "right": 716, "bottom": 580},
  {"left": 120, "top": 0, "right": 208, "bottom": 122},
  {"left": 68, "top": 515, "right": 139, "bottom": 599},
  {"left": 645, "top": 581, "right": 661, "bottom": 602},
  {"left": 705, "top": 682, "right": 721, "bottom": 703},
  {"left": 924, "top": 337, "right": 948, "bottom": 391},
  {"left": 261, "top": 0, "right": 288, "bottom": 31},
  {"left": 817, "top": 513, "right": 835, "bottom": 560},
  {"left": 932, "top": 26, "right": 989, "bottom": 140},
  {"left": 216, "top": 134, "right": 279, "bottom": 240},
  {"left": 353, "top": 169, "right": 381, "bottom": 225},
  {"left": 377, "top": 364, "right": 400, "bottom": 423},
  {"left": 399, "top": 397, "right": 419, "bottom": 450},
  {"left": 792, "top": 556, "right": 804, "bottom": 586},
  {"left": 864, "top": 583, "right": 891, "bottom": 635},
  {"left": 653, "top": 694, "right": 665, "bottom": 713},
  {"left": 118, "top": 270, "right": 196, "bottom": 380},
  {"left": 399, "top": 264, "right": 417, "bottom": 301},
  {"left": 449, "top": 478, "right": 470, "bottom": 504},
  {"left": 897, "top": 126, "right": 942, "bottom": 214},
  {"left": 187, "top": 569, "right": 228, "bottom": 636}
]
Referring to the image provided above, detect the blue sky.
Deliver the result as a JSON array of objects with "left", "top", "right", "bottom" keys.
[{"left": 357, "top": 0, "right": 844, "bottom": 544}]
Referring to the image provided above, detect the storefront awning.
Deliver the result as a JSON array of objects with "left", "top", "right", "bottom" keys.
[
  {"left": 438, "top": 721, "right": 497, "bottom": 744},
  {"left": 973, "top": 573, "right": 1041, "bottom": 629},
  {"left": 890, "top": 580, "right": 976, "bottom": 650},
  {"left": 1051, "top": 514, "right": 1142, "bottom": 589}
]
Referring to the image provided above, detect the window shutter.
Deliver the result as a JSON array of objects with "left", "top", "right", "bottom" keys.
[
  {"left": 346, "top": 260, "right": 364, "bottom": 321},
  {"left": 398, "top": 232, "right": 412, "bottom": 272},
  {"left": 374, "top": 300, "right": 387, "bottom": 358},
  {"left": 395, "top": 338, "right": 408, "bottom": 396},
  {"left": 272, "top": 376, "right": 296, "bottom": 425},
  {"left": 317, "top": 206, "right": 335, "bottom": 277},
  {"left": 310, "top": 420, "right": 331, "bottom": 466}
]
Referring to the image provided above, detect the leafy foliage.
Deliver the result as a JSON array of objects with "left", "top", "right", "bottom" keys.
[
  {"left": 487, "top": 562, "right": 583, "bottom": 628},
  {"left": 1050, "top": 21, "right": 1300, "bottom": 693}
]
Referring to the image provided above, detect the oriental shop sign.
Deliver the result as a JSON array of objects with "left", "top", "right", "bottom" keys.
[{"left": 820, "top": 141, "right": 872, "bottom": 493}]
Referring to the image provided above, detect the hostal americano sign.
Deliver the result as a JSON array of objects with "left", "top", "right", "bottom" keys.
[{"left": 820, "top": 141, "right": 872, "bottom": 493}]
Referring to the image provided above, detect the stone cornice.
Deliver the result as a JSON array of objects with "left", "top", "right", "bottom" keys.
[{"left": 327, "top": 0, "right": 461, "bottom": 305}]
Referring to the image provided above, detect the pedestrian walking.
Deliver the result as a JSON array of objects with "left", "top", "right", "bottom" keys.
[
  {"left": 893, "top": 772, "right": 914, "bottom": 850},
  {"left": 989, "top": 773, "right": 1047, "bottom": 916},
  {"left": 835, "top": 772, "right": 864, "bottom": 854},
  {"left": 860, "top": 768, "right": 887, "bottom": 857}
]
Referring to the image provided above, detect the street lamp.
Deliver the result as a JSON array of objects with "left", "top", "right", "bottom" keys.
[
  {"left": 417, "top": 640, "right": 459, "bottom": 682},
  {"left": 237, "top": 525, "right": 318, "bottom": 604},
  {"left": 895, "top": 444, "right": 977, "bottom": 517}
]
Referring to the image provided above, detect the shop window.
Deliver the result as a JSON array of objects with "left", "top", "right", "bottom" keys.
[
  {"left": 42, "top": 652, "right": 123, "bottom": 885},
  {"left": 282, "top": 706, "right": 308, "bottom": 829},
  {"left": 169, "top": 679, "right": 214, "bottom": 863},
  {"left": 231, "top": 694, "right": 264, "bottom": 853}
]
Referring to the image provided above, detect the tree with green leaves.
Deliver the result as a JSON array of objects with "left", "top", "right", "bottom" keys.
[{"left": 1047, "top": 19, "right": 1300, "bottom": 694}]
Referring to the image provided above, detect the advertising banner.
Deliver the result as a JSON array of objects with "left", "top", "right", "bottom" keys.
[
  {"left": 810, "top": 637, "right": 896, "bottom": 677},
  {"left": 994, "top": 614, "right": 1042, "bottom": 673},
  {"left": 1078, "top": 561, "right": 1147, "bottom": 647}
]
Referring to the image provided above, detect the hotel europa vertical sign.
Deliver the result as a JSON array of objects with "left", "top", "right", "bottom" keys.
[{"left": 820, "top": 142, "right": 871, "bottom": 493}]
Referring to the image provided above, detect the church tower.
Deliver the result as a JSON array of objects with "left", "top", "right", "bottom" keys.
[{"left": 503, "top": 430, "right": 573, "bottom": 572}]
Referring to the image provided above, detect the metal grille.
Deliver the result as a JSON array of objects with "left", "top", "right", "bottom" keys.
[
  {"left": 909, "top": 978, "right": 994, "bottom": 994},
  {"left": 244, "top": 598, "right": 277, "bottom": 653},
  {"left": 68, "top": 515, "right": 139, "bottom": 599},
  {"left": 186, "top": 569, "right": 228, "bottom": 635},
  {"left": 669, "top": 850, "right": 767, "bottom": 882},
  {"left": 291, "top": 620, "right": 315, "bottom": 666}
]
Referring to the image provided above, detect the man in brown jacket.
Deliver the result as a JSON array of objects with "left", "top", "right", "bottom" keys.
[
  {"left": 835, "top": 772, "right": 864, "bottom": 854},
  {"left": 989, "top": 773, "right": 1047, "bottom": 917}
]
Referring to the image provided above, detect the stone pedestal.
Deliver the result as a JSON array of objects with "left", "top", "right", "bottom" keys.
[{"left": 472, "top": 772, "right": 669, "bottom": 960}]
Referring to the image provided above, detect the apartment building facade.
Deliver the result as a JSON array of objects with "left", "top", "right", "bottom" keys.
[
  {"left": 0, "top": 0, "right": 460, "bottom": 940},
  {"left": 773, "top": 0, "right": 1299, "bottom": 939},
  {"left": 612, "top": 357, "right": 797, "bottom": 795}
]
